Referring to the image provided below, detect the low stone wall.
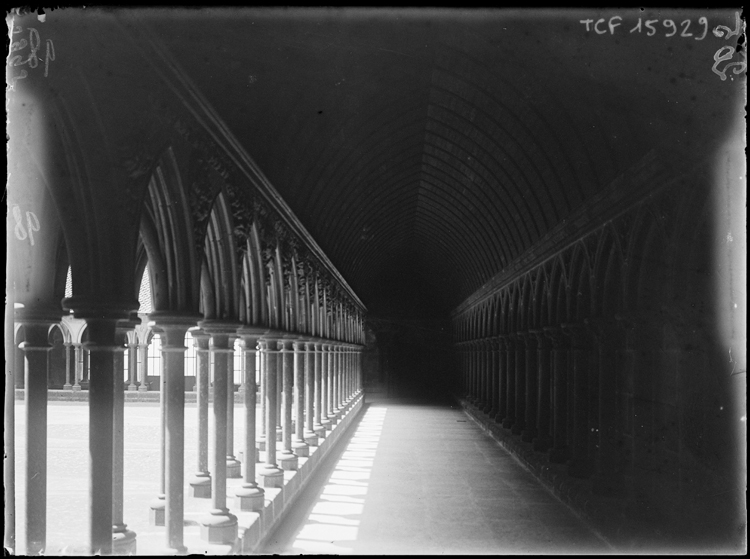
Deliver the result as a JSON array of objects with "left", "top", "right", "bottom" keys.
[
  {"left": 458, "top": 398, "right": 659, "bottom": 552},
  {"left": 235, "top": 393, "right": 365, "bottom": 554}
]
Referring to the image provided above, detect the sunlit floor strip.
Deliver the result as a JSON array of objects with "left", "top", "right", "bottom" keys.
[{"left": 286, "top": 406, "right": 388, "bottom": 554}]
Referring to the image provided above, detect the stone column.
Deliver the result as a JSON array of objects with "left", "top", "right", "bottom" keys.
[
  {"left": 189, "top": 329, "right": 211, "bottom": 498},
  {"left": 304, "top": 342, "right": 319, "bottom": 445},
  {"left": 127, "top": 342, "right": 138, "bottom": 391},
  {"left": 279, "top": 340, "right": 298, "bottom": 470},
  {"left": 313, "top": 343, "right": 325, "bottom": 437},
  {"left": 501, "top": 335, "right": 516, "bottom": 429},
  {"left": 259, "top": 338, "right": 284, "bottom": 487},
  {"left": 546, "top": 327, "right": 569, "bottom": 463},
  {"left": 495, "top": 337, "right": 507, "bottom": 424},
  {"left": 151, "top": 315, "right": 196, "bottom": 553},
  {"left": 81, "top": 314, "right": 124, "bottom": 556},
  {"left": 81, "top": 346, "right": 89, "bottom": 386},
  {"left": 199, "top": 322, "right": 239, "bottom": 544},
  {"left": 511, "top": 334, "right": 526, "bottom": 435},
  {"left": 483, "top": 340, "right": 493, "bottom": 413},
  {"left": 62, "top": 342, "right": 73, "bottom": 390},
  {"left": 476, "top": 341, "right": 484, "bottom": 406},
  {"left": 470, "top": 342, "right": 479, "bottom": 404},
  {"left": 462, "top": 345, "right": 469, "bottom": 399},
  {"left": 468, "top": 343, "right": 475, "bottom": 403},
  {"left": 149, "top": 332, "right": 166, "bottom": 527},
  {"left": 18, "top": 320, "right": 53, "bottom": 555},
  {"left": 344, "top": 349, "right": 352, "bottom": 407},
  {"left": 226, "top": 336, "right": 241, "bottom": 478},
  {"left": 326, "top": 344, "right": 337, "bottom": 426},
  {"left": 138, "top": 343, "right": 149, "bottom": 391},
  {"left": 532, "top": 331, "right": 553, "bottom": 452},
  {"left": 257, "top": 343, "right": 267, "bottom": 452},
  {"left": 292, "top": 341, "right": 310, "bottom": 457},
  {"left": 589, "top": 318, "right": 627, "bottom": 497},
  {"left": 320, "top": 344, "right": 331, "bottom": 431},
  {"left": 563, "top": 323, "right": 595, "bottom": 479},
  {"left": 72, "top": 343, "right": 82, "bottom": 391},
  {"left": 113, "top": 320, "right": 137, "bottom": 555},
  {"left": 521, "top": 332, "right": 538, "bottom": 443},
  {"left": 235, "top": 331, "right": 264, "bottom": 512},
  {"left": 276, "top": 344, "right": 283, "bottom": 443},
  {"left": 333, "top": 346, "right": 341, "bottom": 415},
  {"left": 488, "top": 339, "right": 499, "bottom": 418},
  {"left": 482, "top": 342, "right": 490, "bottom": 413}
]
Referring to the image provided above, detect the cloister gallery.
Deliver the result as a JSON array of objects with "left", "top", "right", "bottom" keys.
[{"left": 4, "top": 7, "right": 746, "bottom": 556}]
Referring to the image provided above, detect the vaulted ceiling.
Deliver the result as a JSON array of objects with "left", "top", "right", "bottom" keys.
[{"left": 54, "top": 8, "right": 747, "bottom": 318}]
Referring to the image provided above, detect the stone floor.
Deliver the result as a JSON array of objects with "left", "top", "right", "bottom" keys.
[
  {"left": 262, "top": 393, "right": 614, "bottom": 555},
  {"left": 10, "top": 401, "right": 264, "bottom": 556}
]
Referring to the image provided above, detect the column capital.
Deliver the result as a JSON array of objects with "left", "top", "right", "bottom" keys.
[
  {"left": 189, "top": 327, "right": 211, "bottom": 350},
  {"left": 14, "top": 307, "right": 62, "bottom": 326},
  {"left": 197, "top": 320, "right": 242, "bottom": 336},
  {"left": 199, "top": 320, "right": 241, "bottom": 349},
  {"left": 16, "top": 320, "right": 57, "bottom": 347},
  {"left": 62, "top": 297, "right": 137, "bottom": 321},
  {"left": 149, "top": 313, "right": 200, "bottom": 347}
]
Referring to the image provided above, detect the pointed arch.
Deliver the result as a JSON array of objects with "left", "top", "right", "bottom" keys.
[
  {"left": 202, "top": 190, "right": 241, "bottom": 321},
  {"left": 139, "top": 147, "right": 200, "bottom": 313}
]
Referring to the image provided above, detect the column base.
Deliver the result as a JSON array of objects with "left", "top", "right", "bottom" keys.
[
  {"left": 313, "top": 425, "right": 326, "bottom": 438},
  {"left": 321, "top": 419, "right": 333, "bottom": 432},
  {"left": 63, "top": 383, "right": 73, "bottom": 391},
  {"left": 226, "top": 457, "right": 242, "bottom": 479},
  {"left": 149, "top": 496, "right": 166, "bottom": 526},
  {"left": 190, "top": 473, "right": 212, "bottom": 499},
  {"left": 548, "top": 446, "right": 569, "bottom": 464},
  {"left": 532, "top": 435, "right": 553, "bottom": 452},
  {"left": 487, "top": 408, "right": 498, "bottom": 420},
  {"left": 511, "top": 422, "right": 525, "bottom": 435},
  {"left": 292, "top": 440, "right": 309, "bottom": 457},
  {"left": 72, "top": 385, "right": 82, "bottom": 392},
  {"left": 279, "top": 451, "right": 298, "bottom": 471},
  {"left": 502, "top": 417, "right": 515, "bottom": 429},
  {"left": 327, "top": 415, "right": 338, "bottom": 427},
  {"left": 127, "top": 384, "right": 138, "bottom": 392},
  {"left": 112, "top": 528, "right": 137, "bottom": 555},
  {"left": 138, "top": 385, "right": 149, "bottom": 392},
  {"left": 235, "top": 483, "right": 265, "bottom": 512},
  {"left": 304, "top": 432, "right": 319, "bottom": 447},
  {"left": 200, "top": 509, "right": 238, "bottom": 545},
  {"left": 260, "top": 465, "right": 284, "bottom": 488}
]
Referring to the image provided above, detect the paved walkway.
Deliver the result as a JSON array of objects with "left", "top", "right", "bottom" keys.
[{"left": 263, "top": 394, "right": 614, "bottom": 555}]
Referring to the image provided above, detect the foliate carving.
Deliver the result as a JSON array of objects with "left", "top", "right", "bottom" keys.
[
  {"left": 224, "top": 181, "right": 256, "bottom": 251},
  {"left": 261, "top": 247, "right": 275, "bottom": 269}
]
